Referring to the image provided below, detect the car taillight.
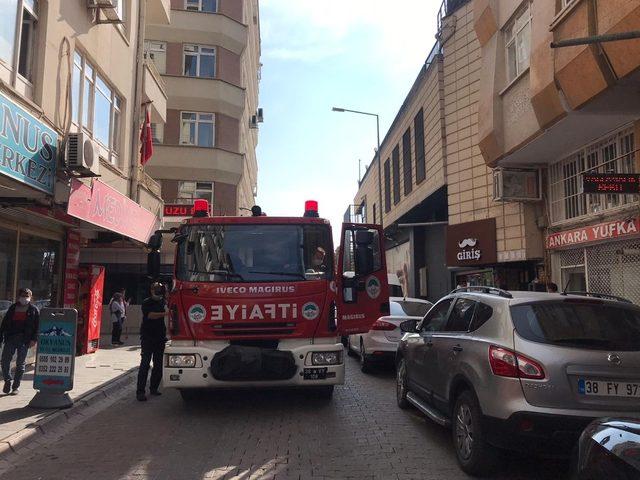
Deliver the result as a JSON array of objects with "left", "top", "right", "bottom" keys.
[
  {"left": 371, "top": 320, "right": 396, "bottom": 331},
  {"left": 489, "top": 346, "right": 545, "bottom": 380}
]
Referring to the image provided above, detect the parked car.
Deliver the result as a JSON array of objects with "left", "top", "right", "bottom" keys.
[
  {"left": 576, "top": 417, "right": 640, "bottom": 479},
  {"left": 348, "top": 297, "right": 432, "bottom": 372},
  {"left": 396, "top": 287, "right": 640, "bottom": 476}
]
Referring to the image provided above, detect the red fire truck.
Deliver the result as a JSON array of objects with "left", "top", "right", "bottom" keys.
[{"left": 147, "top": 200, "right": 389, "bottom": 400}]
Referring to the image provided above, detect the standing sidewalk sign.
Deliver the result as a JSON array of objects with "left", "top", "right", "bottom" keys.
[{"left": 29, "top": 308, "right": 78, "bottom": 409}]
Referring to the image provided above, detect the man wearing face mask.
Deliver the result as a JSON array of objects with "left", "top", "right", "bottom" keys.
[
  {"left": 0, "top": 288, "right": 39, "bottom": 395},
  {"left": 136, "top": 283, "right": 168, "bottom": 401}
]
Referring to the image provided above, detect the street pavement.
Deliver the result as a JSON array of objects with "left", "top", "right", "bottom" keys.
[
  {"left": 0, "top": 356, "right": 571, "bottom": 480},
  {"left": 0, "top": 336, "right": 139, "bottom": 444}
]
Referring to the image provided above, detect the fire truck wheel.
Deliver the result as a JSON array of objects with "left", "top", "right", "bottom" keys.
[{"left": 179, "top": 389, "right": 201, "bottom": 402}]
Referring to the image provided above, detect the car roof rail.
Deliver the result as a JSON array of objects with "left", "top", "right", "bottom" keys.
[
  {"left": 449, "top": 286, "right": 513, "bottom": 299},
  {"left": 561, "top": 291, "right": 633, "bottom": 303}
]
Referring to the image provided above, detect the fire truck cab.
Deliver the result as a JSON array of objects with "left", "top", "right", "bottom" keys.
[{"left": 147, "top": 200, "right": 389, "bottom": 400}]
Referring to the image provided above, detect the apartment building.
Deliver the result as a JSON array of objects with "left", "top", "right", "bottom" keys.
[
  {"left": 475, "top": 0, "right": 640, "bottom": 302},
  {"left": 0, "top": 1, "right": 169, "bottom": 346},
  {"left": 353, "top": 0, "right": 544, "bottom": 301},
  {"left": 144, "top": 0, "right": 261, "bottom": 222}
]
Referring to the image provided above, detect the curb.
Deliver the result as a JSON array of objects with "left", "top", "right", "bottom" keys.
[{"left": 0, "top": 367, "right": 138, "bottom": 462}]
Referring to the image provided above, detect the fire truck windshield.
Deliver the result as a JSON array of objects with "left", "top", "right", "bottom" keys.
[{"left": 176, "top": 224, "right": 333, "bottom": 283}]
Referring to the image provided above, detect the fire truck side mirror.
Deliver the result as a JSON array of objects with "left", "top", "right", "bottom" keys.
[
  {"left": 147, "top": 251, "right": 161, "bottom": 280},
  {"left": 148, "top": 231, "right": 163, "bottom": 250}
]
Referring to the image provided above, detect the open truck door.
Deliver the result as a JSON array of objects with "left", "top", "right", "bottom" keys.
[{"left": 337, "top": 223, "right": 389, "bottom": 335}]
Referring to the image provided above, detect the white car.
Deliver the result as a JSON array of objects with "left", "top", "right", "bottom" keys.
[{"left": 347, "top": 297, "right": 433, "bottom": 372}]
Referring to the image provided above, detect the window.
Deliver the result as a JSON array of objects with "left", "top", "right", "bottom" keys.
[
  {"left": 470, "top": 303, "right": 493, "bottom": 331},
  {"left": 402, "top": 128, "right": 412, "bottom": 195},
  {"left": 177, "top": 181, "right": 214, "bottom": 204},
  {"left": 1, "top": 1, "right": 38, "bottom": 83},
  {"left": 372, "top": 203, "right": 377, "bottom": 224},
  {"left": 180, "top": 112, "right": 215, "bottom": 147},
  {"left": 390, "top": 300, "right": 433, "bottom": 317},
  {"left": 71, "top": 52, "right": 123, "bottom": 161},
  {"left": 145, "top": 41, "right": 166, "bottom": 74},
  {"left": 384, "top": 159, "right": 391, "bottom": 213},
  {"left": 185, "top": 0, "right": 217, "bottom": 12},
  {"left": 150, "top": 123, "right": 164, "bottom": 144},
  {"left": 18, "top": 0, "right": 37, "bottom": 81},
  {"left": 505, "top": 2, "right": 531, "bottom": 82},
  {"left": 445, "top": 298, "right": 476, "bottom": 332},
  {"left": 549, "top": 126, "right": 635, "bottom": 224},
  {"left": 420, "top": 298, "right": 453, "bottom": 333},
  {"left": 392, "top": 145, "right": 401, "bottom": 205},
  {"left": 183, "top": 45, "right": 216, "bottom": 78},
  {"left": 414, "top": 109, "right": 426, "bottom": 184},
  {"left": 511, "top": 301, "right": 640, "bottom": 351}
]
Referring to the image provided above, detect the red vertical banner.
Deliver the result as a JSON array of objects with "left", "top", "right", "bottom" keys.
[
  {"left": 63, "top": 230, "right": 81, "bottom": 308},
  {"left": 77, "top": 265, "right": 105, "bottom": 355}
]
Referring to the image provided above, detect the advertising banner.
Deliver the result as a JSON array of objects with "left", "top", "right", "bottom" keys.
[
  {"left": 77, "top": 265, "right": 105, "bottom": 354},
  {"left": 0, "top": 92, "right": 58, "bottom": 194},
  {"left": 67, "top": 178, "right": 158, "bottom": 243},
  {"left": 546, "top": 217, "right": 640, "bottom": 250},
  {"left": 33, "top": 308, "right": 77, "bottom": 393}
]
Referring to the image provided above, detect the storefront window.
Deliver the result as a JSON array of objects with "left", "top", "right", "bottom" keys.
[
  {"left": 17, "top": 234, "right": 61, "bottom": 308},
  {"left": 0, "top": 228, "right": 18, "bottom": 310}
]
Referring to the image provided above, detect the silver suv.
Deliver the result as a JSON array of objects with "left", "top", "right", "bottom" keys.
[{"left": 396, "top": 287, "right": 640, "bottom": 476}]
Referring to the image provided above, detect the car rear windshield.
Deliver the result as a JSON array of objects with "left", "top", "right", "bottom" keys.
[
  {"left": 390, "top": 301, "right": 433, "bottom": 317},
  {"left": 511, "top": 300, "right": 640, "bottom": 351}
]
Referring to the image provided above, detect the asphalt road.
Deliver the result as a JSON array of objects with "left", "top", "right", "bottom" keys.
[{"left": 0, "top": 356, "right": 571, "bottom": 480}]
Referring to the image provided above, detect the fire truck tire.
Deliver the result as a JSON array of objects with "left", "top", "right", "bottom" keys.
[{"left": 179, "top": 389, "right": 201, "bottom": 402}]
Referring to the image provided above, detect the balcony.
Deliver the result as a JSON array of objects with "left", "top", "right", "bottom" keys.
[
  {"left": 163, "top": 75, "right": 244, "bottom": 119},
  {"left": 145, "top": 145, "right": 244, "bottom": 184},
  {"left": 146, "top": 10, "right": 247, "bottom": 55},
  {"left": 143, "top": 60, "right": 168, "bottom": 123},
  {"left": 146, "top": 0, "right": 170, "bottom": 25}
]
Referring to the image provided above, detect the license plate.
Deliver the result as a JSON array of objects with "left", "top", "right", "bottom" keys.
[
  {"left": 303, "top": 368, "right": 327, "bottom": 380},
  {"left": 578, "top": 379, "right": 640, "bottom": 397}
]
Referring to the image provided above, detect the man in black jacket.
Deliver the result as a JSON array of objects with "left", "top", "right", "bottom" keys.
[
  {"left": 136, "top": 283, "right": 167, "bottom": 401},
  {"left": 0, "top": 288, "right": 40, "bottom": 395}
]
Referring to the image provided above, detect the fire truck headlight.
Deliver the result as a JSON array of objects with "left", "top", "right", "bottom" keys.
[
  {"left": 311, "top": 351, "right": 342, "bottom": 365},
  {"left": 167, "top": 354, "right": 199, "bottom": 368}
]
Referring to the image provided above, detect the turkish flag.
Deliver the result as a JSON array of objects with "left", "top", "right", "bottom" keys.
[{"left": 140, "top": 108, "right": 153, "bottom": 165}]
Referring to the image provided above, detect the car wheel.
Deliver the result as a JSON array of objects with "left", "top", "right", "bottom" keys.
[
  {"left": 396, "top": 358, "right": 410, "bottom": 409},
  {"left": 359, "top": 339, "right": 372, "bottom": 373},
  {"left": 452, "top": 390, "right": 497, "bottom": 476},
  {"left": 346, "top": 336, "right": 356, "bottom": 357}
]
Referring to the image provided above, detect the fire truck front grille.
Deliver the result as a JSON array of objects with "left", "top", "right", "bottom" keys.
[{"left": 211, "top": 322, "right": 297, "bottom": 336}]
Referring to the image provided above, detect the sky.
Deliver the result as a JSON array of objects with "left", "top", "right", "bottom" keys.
[{"left": 255, "top": 0, "right": 442, "bottom": 244}]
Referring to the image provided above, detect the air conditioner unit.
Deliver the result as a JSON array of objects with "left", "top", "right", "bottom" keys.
[
  {"left": 249, "top": 115, "right": 259, "bottom": 129},
  {"left": 256, "top": 108, "right": 264, "bottom": 123},
  {"left": 66, "top": 132, "right": 100, "bottom": 177},
  {"left": 87, "top": 0, "right": 123, "bottom": 23},
  {"left": 492, "top": 167, "right": 541, "bottom": 202}
]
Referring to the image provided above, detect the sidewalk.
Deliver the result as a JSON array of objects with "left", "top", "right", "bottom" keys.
[{"left": 0, "top": 335, "right": 140, "bottom": 447}]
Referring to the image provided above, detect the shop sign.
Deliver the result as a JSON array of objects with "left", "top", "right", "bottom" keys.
[
  {"left": 0, "top": 92, "right": 57, "bottom": 194},
  {"left": 583, "top": 173, "right": 640, "bottom": 194},
  {"left": 63, "top": 231, "right": 81, "bottom": 308},
  {"left": 33, "top": 308, "right": 77, "bottom": 393},
  {"left": 446, "top": 218, "right": 497, "bottom": 267},
  {"left": 67, "top": 179, "right": 158, "bottom": 243},
  {"left": 546, "top": 217, "right": 640, "bottom": 250}
]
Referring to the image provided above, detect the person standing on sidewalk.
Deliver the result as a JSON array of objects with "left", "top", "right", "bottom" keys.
[
  {"left": 136, "top": 283, "right": 167, "bottom": 402},
  {"left": 0, "top": 288, "right": 39, "bottom": 395},
  {"left": 109, "top": 291, "right": 126, "bottom": 345}
]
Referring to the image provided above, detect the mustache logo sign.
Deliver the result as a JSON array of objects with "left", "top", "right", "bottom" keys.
[{"left": 458, "top": 238, "right": 478, "bottom": 249}]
